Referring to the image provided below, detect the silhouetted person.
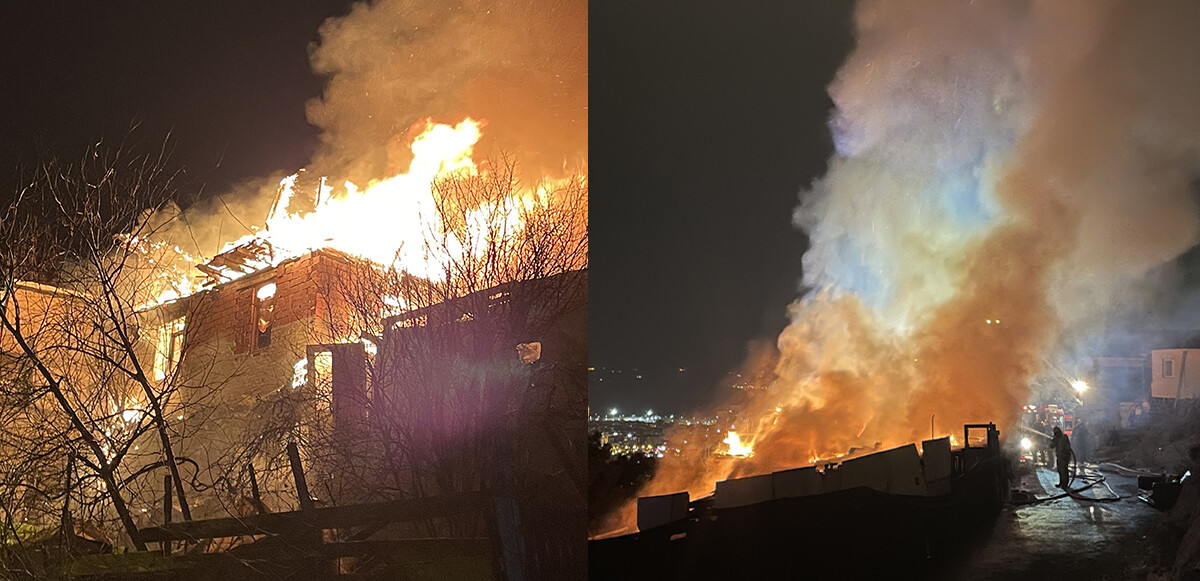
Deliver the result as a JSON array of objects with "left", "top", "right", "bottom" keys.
[
  {"left": 1036, "top": 420, "right": 1053, "bottom": 464},
  {"left": 1073, "top": 421, "right": 1092, "bottom": 464},
  {"left": 1050, "top": 426, "right": 1072, "bottom": 489}
]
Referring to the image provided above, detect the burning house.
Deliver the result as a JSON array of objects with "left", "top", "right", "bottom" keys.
[
  {"left": 135, "top": 242, "right": 375, "bottom": 511},
  {"left": 2, "top": 240, "right": 586, "bottom": 579},
  {"left": 141, "top": 230, "right": 588, "bottom": 522},
  {"left": 0, "top": 116, "right": 587, "bottom": 577},
  {"left": 0, "top": 0, "right": 587, "bottom": 575}
]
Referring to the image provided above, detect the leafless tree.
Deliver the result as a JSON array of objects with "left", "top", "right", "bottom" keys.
[{"left": 0, "top": 138, "right": 215, "bottom": 555}]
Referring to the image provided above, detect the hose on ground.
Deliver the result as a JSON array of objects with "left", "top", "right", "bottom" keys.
[{"left": 1009, "top": 452, "right": 1128, "bottom": 506}]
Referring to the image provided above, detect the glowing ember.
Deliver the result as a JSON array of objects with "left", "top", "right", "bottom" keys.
[
  {"left": 127, "top": 235, "right": 205, "bottom": 309},
  {"left": 724, "top": 431, "right": 753, "bottom": 457},
  {"left": 291, "top": 358, "right": 309, "bottom": 389}
]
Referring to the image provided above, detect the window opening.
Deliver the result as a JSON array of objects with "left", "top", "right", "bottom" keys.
[
  {"left": 254, "top": 282, "right": 277, "bottom": 350},
  {"left": 153, "top": 317, "right": 186, "bottom": 381}
]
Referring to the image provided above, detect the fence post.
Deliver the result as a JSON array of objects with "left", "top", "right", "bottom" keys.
[
  {"left": 248, "top": 463, "right": 267, "bottom": 514},
  {"left": 61, "top": 451, "right": 74, "bottom": 553},
  {"left": 286, "top": 442, "right": 315, "bottom": 511},
  {"left": 162, "top": 475, "right": 173, "bottom": 555}
]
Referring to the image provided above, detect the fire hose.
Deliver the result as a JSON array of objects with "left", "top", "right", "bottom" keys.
[{"left": 1009, "top": 451, "right": 1129, "bottom": 506}]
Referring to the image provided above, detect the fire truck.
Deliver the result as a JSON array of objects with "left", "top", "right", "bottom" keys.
[{"left": 1022, "top": 403, "right": 1075, "bottom": 436}]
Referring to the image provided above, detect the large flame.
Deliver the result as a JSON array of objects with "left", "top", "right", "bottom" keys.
[
  {"left": 137, "top": 117, "right": 576, "bottom": 308},
  {"left": 132, "top": 0, "right": 587, "bottom": 311},
  {"left": 253, "top": 119, "right": 484, "bottom": 273},
  {"left": 723, "top": 431, "right": 753, "bottom": 457}
]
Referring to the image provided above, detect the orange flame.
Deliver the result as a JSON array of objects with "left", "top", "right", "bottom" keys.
[
  {"left": 723, "top": 431, "right": 753, "bottom": 457},
  {"left": 230, "top": 118, "right": 487, "bottom": 274},
  {"left": 135, "top": 117, "right": 579, "bottom": 309}
]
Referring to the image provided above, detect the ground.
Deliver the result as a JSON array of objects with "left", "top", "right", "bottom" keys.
[{"left": 932, "top": 463, "right": 1176, "bottom": 580}]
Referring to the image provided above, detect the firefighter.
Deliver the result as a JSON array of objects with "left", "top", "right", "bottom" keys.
[
  {"left": 1050, "top": 426, "right": 1073, "bottom": 489},
  {"left": 1036, "top": 419, "right": 1053, "bottom": 465},
  {"left": 1073, "top": 420, "right": 1092, "bottom": 465}
]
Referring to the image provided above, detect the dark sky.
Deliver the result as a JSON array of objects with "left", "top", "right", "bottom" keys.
[
  {"left": 589, "top": 2, "right": 857, "bottom": 414},
  {"left": 0, "top": 1, "right": 353, "bottom": 200}
]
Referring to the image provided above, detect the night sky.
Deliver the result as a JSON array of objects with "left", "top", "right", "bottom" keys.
[
  {"left": 590, "top": 2, "right": 857, "bottom": 414},
  {"left": 0, "top": 1, "right": 353, "bottom": 200}
]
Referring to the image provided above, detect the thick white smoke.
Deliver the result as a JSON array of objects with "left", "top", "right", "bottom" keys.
[
  {"left": 627, "top": 0, "right": 1200, "bottom": 518},
  {"left": 773, "top": 0, "right": 1200, "bottom": 468}
]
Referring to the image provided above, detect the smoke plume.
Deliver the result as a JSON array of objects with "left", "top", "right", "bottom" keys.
[
  {"left": 305, "top": 0, "right": 588, "bottom": 183},
  {"left": 162, "top": 0, "right": 587, "bottom": 262},
  {"left": 630, "top": 0, "right": 1200, "bottom": 518}
]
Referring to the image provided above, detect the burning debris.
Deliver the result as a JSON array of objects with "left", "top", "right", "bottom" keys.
[
  {"left": 195, "top": 239, "right": 277, "bottom": 284},
  {"left": 722, "top": 430, "right": 753, "bottom": 458}
]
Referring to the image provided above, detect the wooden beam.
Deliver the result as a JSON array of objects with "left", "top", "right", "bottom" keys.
[
  {"left": 230, "top": 537, "right": 491, "bottom": 560},
  {"left": 286, "top": 442, "right": 315, "bottom": 512},
  {"left": 248, "top": 463, "right": 267, "bottom": 515},
  {"left": 61, "top": 451, "right": 73, "bottom": 552},
  {"left": 162, "top": 475, "right": 173, "bottom": 555},
  {"left": 68, "top": 538, "right": 492, "bottom": 577},
  {"left": 137, "top": 492, "right": 489, "bottom": 542}
]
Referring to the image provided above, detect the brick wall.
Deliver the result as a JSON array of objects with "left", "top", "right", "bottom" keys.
[
  {"left": 156, "top": 249, "right": 374, "bottom": 518},
  {"left": 184, "top": 249, "right": 371, "bottom": 356}
]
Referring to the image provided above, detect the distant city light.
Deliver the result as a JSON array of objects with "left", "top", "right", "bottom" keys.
[{"left": 589, "top": 409, "right": 726, "bottom": 459}]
